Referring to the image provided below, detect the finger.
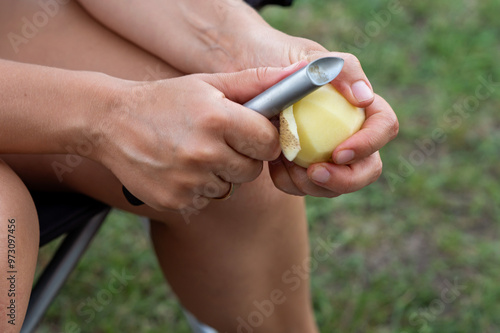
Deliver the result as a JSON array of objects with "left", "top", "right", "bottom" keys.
[
  {"left": 203, "top": 62, "right": 307, "bottom": 104},
  {"left": 332, "top": 94, "right": 399, "bottom": 164},
  {"left": 282, "top": 158, "right": 344, "bottom": 198},
  {"left": 268, "top": 157, "right": 307, "bottom": 196},
  {"left": 308, "top": 152, "right": 383, "bottom": 193},
  {"left": 195, "top": 172, "right": 234, "bottom": 200},
  {"left": 201, "top": 64, "right": 308, "bottom": 162},
  {"left": 212, "top": 150, "right": 264, "bottom": 184},
  {"left": 305, "top": 51, "right": 375, "bottom": 108},
  {"left": 269, "top": 156, "right": 340, "bottom": 198},
  {"left": 163, "top": 171, "right": 232, "bottom": 210},
  {"left": 221, "top": 102, "right": 282, "bottom": 161}
]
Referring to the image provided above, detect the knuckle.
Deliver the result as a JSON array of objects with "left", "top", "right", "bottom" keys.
[
  {"left": 191, "top": 193, "right": 211, "bottom": 210},
  {"left": 252, "top": 127, "right": 280, "bottom": 160},
  {"left": 221, "top": 159, "right": 262, "bottom": 183},
  {"left": 179, "top": 143, "right": 220, "bottom": 167},
  {"left": 342, "top": 52, "right": 362, "bottom": 68},
  {"left": 257, "top": 125, "right": 278, "bottom": 146},
  {"left": 255, "top": 66, "right": 270, "bottom": 83},
  {"left": 197, "top": 145, "right": 221, "bottom": 164},
  {"left": 337, "top": 176, "right": 355, "bottom": 194},
  {"left": 373, "top": 158, "right": 384, "bottom": 182},
  {"left": 389, "top": 115, "right": 400, "bottom": 141},
  {"left": 360, "top": 131, "right": 379, "bottom": 155},
  {"left": 198, "top": 109, "right": 229, "bottom": 131},
  {"left": 364, "top": 155, "right": 383, "bottom": 186}
]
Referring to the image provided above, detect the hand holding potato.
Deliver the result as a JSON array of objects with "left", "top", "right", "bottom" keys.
[{"left": 243, "top": 34, "right": 399, "bottom": 197}]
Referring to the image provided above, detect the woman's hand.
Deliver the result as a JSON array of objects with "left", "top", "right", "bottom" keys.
[
  {"left": 269, "top": 94, "right": 398, "bottom": 197},
  {"left": 240, "top": 31, "right": 399, "bottom": 197},
  {"left": 91, "top": 67, "right": 296, "bottom": 211}
]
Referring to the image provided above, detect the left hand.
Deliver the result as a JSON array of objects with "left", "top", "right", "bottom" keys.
[
  {"left": 269, "top": 93, "right": 397, "bottom": 197},
  {"left": 240, "top": 31, "right": 399, "bottom": 197}
]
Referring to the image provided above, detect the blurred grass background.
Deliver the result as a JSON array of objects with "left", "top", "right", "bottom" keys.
[{"left": 36, "top": 0, "right": 500, "bottom": 332}]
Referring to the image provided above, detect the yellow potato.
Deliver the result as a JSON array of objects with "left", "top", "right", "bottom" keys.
[{"left": 280, "top": 84, "right": 365, "bottom": 168}]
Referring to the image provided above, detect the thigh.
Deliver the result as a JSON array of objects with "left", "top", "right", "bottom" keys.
[{"left": 0, "top": 0, "right": 181, "bottom": 80}]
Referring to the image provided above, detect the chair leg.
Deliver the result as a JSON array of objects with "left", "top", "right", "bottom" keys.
[
  {"left": 184, "top": 309, "right": 218, "bottom": 333},
  {"left": 21, "top": 208, "right": 111, "bottom": 333}
]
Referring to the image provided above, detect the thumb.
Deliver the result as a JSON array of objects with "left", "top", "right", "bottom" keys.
[{"left": 203, "top": 61, "right": 307, "bottom": 104}]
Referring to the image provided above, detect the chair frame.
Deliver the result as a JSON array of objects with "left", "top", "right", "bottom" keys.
[{"left": 21, "top": 208, "right": 111, "bottom": 333}]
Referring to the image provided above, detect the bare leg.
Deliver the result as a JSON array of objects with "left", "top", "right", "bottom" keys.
[
  {"left": 0, "top": 1, "right": 317, "bottom": 331},
  {"left": 0, "top": 160, "right": 39, "bottom": 333}
]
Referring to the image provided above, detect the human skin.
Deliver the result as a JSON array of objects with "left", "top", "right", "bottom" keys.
[
  {"left": 76, "top": 0, "right": 398, "bottom": 199},
  {"left": 0, "top": 0, "right": 398, "bottom": 332},
  {"left": 0, "top": 161, "right": 39, "bottom": 333}
]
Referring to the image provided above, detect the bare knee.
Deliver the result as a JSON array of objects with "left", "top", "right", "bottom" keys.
[{"left": 0, "top": 159, "right": 39, "bottom": 332}]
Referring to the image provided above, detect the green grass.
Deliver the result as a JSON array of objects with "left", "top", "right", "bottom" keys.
[{"left": 36, "top": 0, "right": 500, "bottom": 331}]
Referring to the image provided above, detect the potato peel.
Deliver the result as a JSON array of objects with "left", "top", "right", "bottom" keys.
[{"left": 279, "top": 105, "right": 301, "bottom": 161}]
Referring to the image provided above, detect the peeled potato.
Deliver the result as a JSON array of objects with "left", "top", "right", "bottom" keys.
[{"left": 279, "top": 84, "right": 365, "bottom": 168}]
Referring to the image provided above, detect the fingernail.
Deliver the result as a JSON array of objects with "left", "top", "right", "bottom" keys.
[
  {"left": 335, "top": 150, "right": 355, "bottom": 164},
  {"left": 352, "top": 81, "right": 373, "bottom": 103},
  {"left": 311, "top": 166, "right": 330, "bottom": 183}
]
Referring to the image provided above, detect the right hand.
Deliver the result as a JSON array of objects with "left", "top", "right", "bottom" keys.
[{"left": 92, "top": 67, "right": 295, "bottom": 211}]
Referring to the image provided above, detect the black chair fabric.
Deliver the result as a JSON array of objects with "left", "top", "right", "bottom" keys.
[{"left": 32, "top": 191, "right": 108, "bottom": 247}]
